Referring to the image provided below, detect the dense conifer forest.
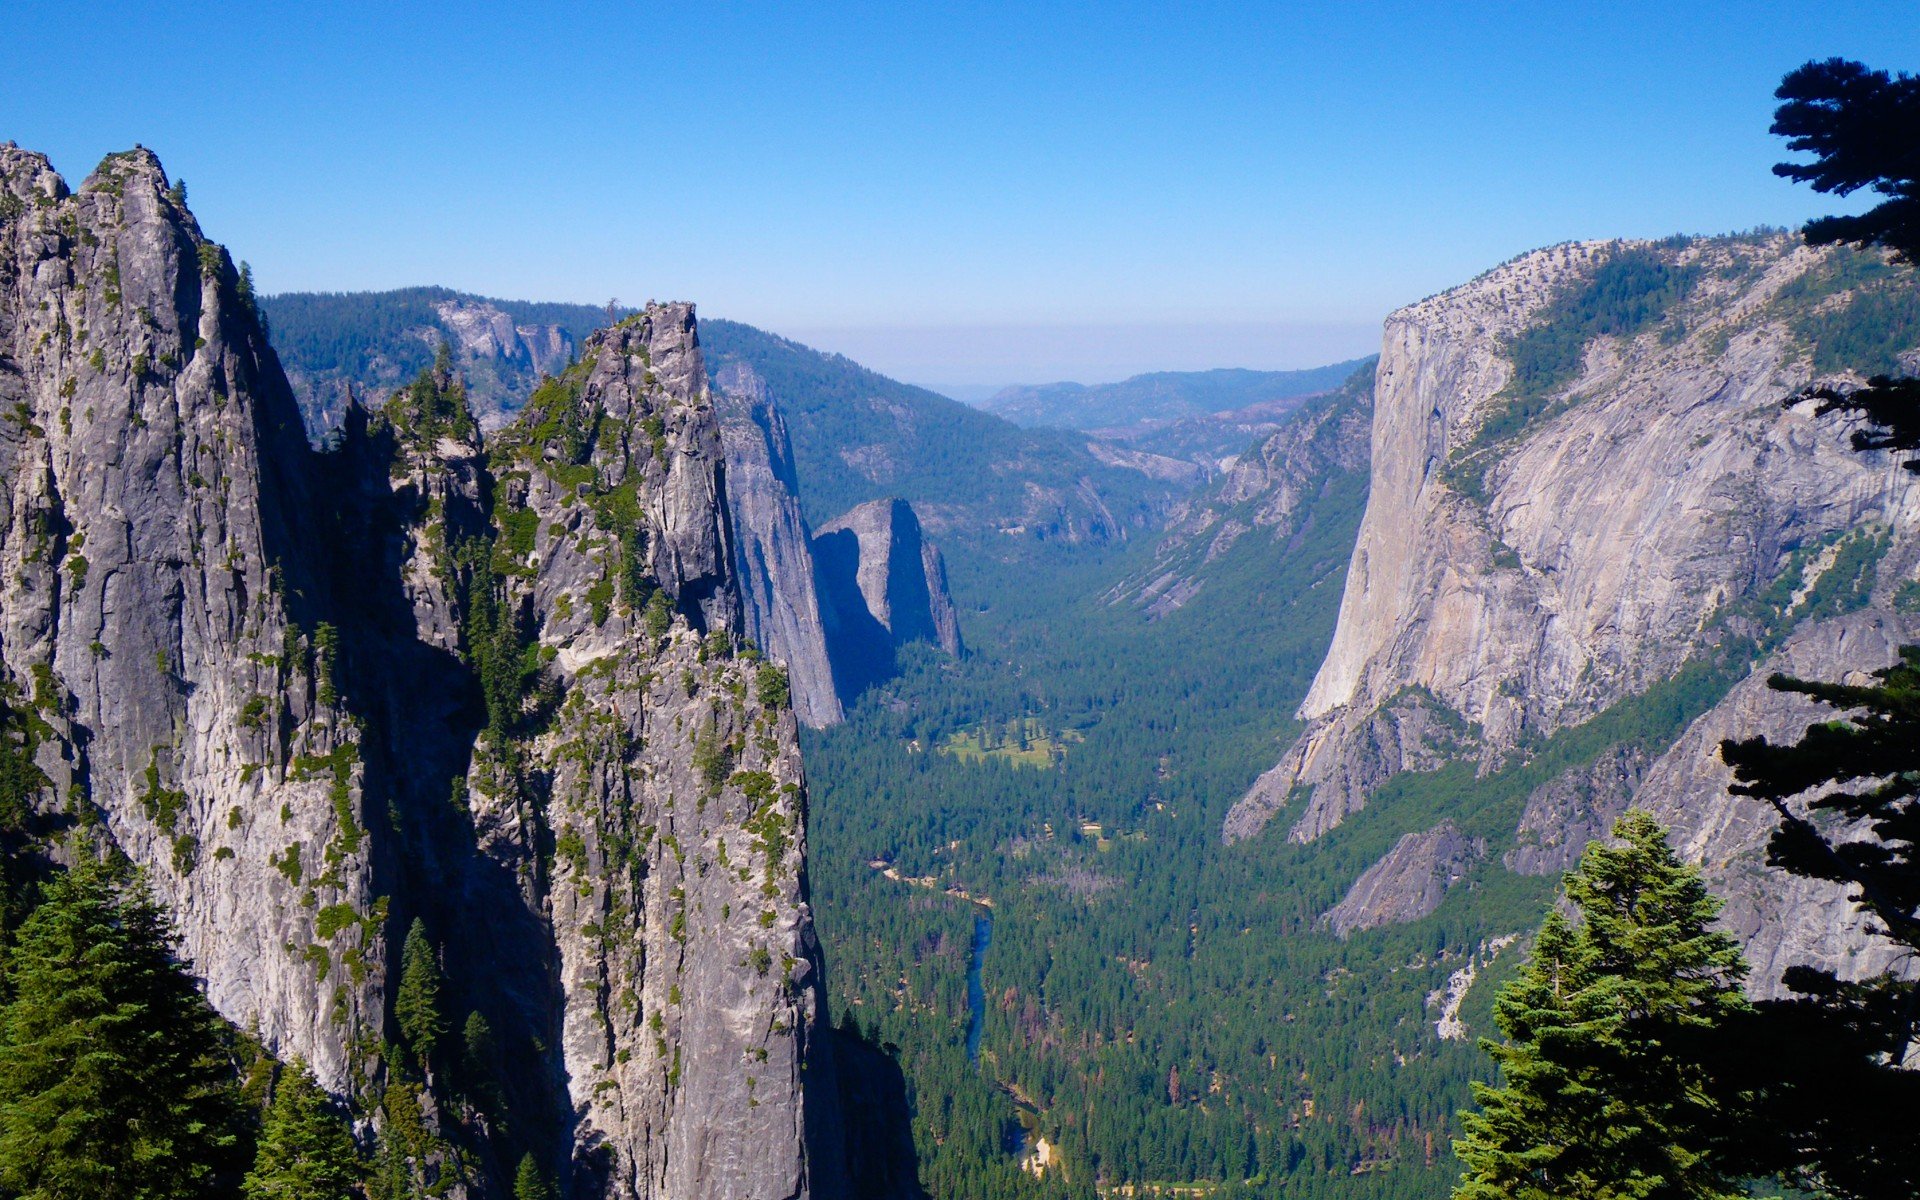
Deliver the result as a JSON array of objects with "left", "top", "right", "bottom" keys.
[{"left": 799, "top": 389, "right": 1896, "bottom": 1196}]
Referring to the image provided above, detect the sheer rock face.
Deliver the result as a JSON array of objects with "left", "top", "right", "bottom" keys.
[
  {"left": 433, "top": 298, "right": 574, "bottom": 379},
  {"left": 1224, "top": 234, "right": 1920, "bottom": 987},
  {"left": 0, "top": 145, "right": 382, "bottom": 1090},
  {"left": 0, "top": 147, "right": 844, "bottom": 1198},
  {"left": 812, "top": 497, "right": 962, "bottom": 697},
  {"left": 473, "top": 310, "right": 831, "bottom": 1199},
  {"left": 706, "top": 357, "right": 969, "bottom": 726},
  {"left": 712, "top": 361, "right": 843, "bottom": 728},
  {"left": 1323, "top": 821, "right": 1483, "bottom": 938},
  {"left": 1224, "top": 687, "right": 1471, "bottom": 845},
  {"left": 282, "top": 295, "right": 578, "bottom": 435}
]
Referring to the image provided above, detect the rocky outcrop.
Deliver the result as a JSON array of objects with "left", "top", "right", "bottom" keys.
[
  {"left": 1223, "top": 686, "right": 1470, "bottom": 844},
  {"left": 697, "top": 318, "right": 1186, "bottom": 558},
  {"left": 1505, "top": 743, "right": 1649, "bottom": 877},
  {"left": 268, "top": 290, "right": 584, "bottom": 434},
  {"left": 713, "top": 360, "right": 843, "bottom": 728},
  {"left": 434, "top": 297, "right": 574, "bottom": 380},
  {"left": 469, "top": 309, "right": 838, "bottom": 1197},
  {"left": 1323, "top": 821, "right": 1483, "bottom": 937},
  {"left": 0, "top": 144, "right": 380, "bottom": 1091},
  {"left": 1082, "top": 440, "right": 1206, "bottom": 488},
  {"left": 813, "top": 498, "right": 962, "bottom": 697},
  {"left": 1224, "top": 232, "right": 1920, "bottom": 990},
  {"left": 1636, "top": 611, "right": 1915, "bottom": 997},
  {"left": 0, "top": 146, "right": 855, "bottom": 1199}
]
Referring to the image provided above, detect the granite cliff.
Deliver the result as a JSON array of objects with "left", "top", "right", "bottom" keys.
[
  {"left": 812, "top": 498, "right": 962, "bottom": 701},
  {"left": 1223, "top": 234, "right": 1920, "bottom": 990},
  {"left": 0, "top": 145, "right": 864, "bottom": 1198},
  {"left": 711, "top": 359, "right": 967, "bottom": 725},
  {"left": 712, "top": 361, "right": 844, "bottom": 729},
  {"left": 697, "top": 319, "right": 1185, "bottom": 558}
]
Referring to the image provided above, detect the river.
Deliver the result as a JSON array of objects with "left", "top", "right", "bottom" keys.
[{"left": 966, "top": 907, "right": 991, "bottom": 1064}]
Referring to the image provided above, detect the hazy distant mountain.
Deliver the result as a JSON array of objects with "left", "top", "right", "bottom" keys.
[
  {"left": 1108, "top": 364, "right": 1378, "bottom": 466},
  {"left": 980, "top": 361, "right": 1367, "bottom": 432}
]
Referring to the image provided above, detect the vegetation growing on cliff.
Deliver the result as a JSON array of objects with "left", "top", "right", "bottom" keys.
[
  {"left": 1448, "top": 244, "right": 1701, "bottom": 497},
  {"left": 1771, "top": 57, "right": 1920, "bottom": 472},
  {"left": 243, "top": 1061, "right": 362, "bottom": 1200}
]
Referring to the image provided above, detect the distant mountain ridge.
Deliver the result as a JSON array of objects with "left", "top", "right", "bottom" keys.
[
  {"left": 981, "top": 360, "right": 1367, "bottom": 432},
  {"left": 262, "top": 286, "right": 616, "bottom": 430},
  {"left": 261, "top": 294, "right": 1190, "bottom": 572}
]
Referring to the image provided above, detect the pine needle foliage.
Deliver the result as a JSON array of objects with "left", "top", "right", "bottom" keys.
[
  {"left": 513, "top": 1153, "right": 554, "bottom": 1200},
  {"left": 1717, "top": 647, "right": 1920, "bottom": 1199},
  {"left": 1453, "top": 812, "right": 1752, "bottom": 1200},
  {"left": 241, "top": 1060, "right": 361, "bottom": 1200},
  {"left": 1772, "top": 58, "right": 1920, "bottom": 470},
  {"left": 1722, "top": 647, "right": 1920, "bottom": 986},
  {"left": 0, "top": 855, "right": 247, "bottom": 1200},
  {"left": 394, "top": 918, "right": 447, "bottom": 1067}
]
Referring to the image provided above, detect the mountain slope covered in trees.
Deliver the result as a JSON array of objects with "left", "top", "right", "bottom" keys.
[{"left": 263, "top": 295, "right": 1197, "bottom": 612}]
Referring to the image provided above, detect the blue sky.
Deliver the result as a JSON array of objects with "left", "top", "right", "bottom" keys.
[{"left": 7, "top": 2, "right": 1915, "bottom": 386}]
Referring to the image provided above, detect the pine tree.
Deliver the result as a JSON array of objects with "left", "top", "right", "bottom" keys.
[
  {"left": 242, "top": 1060, "right": 362, "bottom": 1200},
  {"left": 513, "top": 1152, "right": 554, "bottom": 1200},
  {"left": 1771, "top": 59, "right": 1920, "bottom": 469},
  {"left": 0, "top": 854, "right": 248, "bottom": 1200},
  {"left": 462, "top": 1009, "right": 495, "bottom": 1077},
  {"left": 1453, "top": 812, "right": 1752, "bottom": 1200},
  {"left": 1718, "top": 647, "right": 1920, "bottom": 1198},
  {"left": 0, "top": 693, "right": 50, "bottom": 946},
  {"left": 462, "top": 1009, "right": 505, "bottom": 1115},
  {"left": 394, "top": 918, "right": 446, "bottom": 1067},
  {"left": 1773, "top": 59, "right": 1920, "bottom": 264},
  {"left": 1720, "top": 648, "right": 1920, "bottom": 1030},
  {"left": 1735, "top": 59, "right": 1920, "bottom": 1198}
]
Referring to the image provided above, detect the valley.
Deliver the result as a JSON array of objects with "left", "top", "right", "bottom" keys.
[
  {"left": 2, "top": 126, "right": 1917, "bottom": 1200},
  {"left": 250, "top": 225, "right": 1920, "bottom": 1198}
]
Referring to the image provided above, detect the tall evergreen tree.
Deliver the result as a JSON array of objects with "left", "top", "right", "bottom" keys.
[
  {"left": 1773, "top": 58, "right": 1920, "bottom": 263},
  {"left": 241, "top": 1060, "right": 362, "bottom": 1200},
  {"left": 1718, "top": 648, "right": 1920, "bottom": 1199},
  {"left": 0, "top": 855, "right": 247, "bottom": 1200},
  {"left": 1721, "top": 648, "right": 1920, "bottom": 1021},
  {"left": 513, "top": 1152, "right": 554, "bottom": 1200},
  {"left": 461, "top": 1009, "right": 507, "bottom": 1117},
  {"left": 394, "top": 918, "right": 446, "bottom": 1067},
  {"left": 0, "top": 692, "right": 50, "bottom": 949},
  {"left": 1453, "top": 812, "right": 1753, "bottom": 1200}
]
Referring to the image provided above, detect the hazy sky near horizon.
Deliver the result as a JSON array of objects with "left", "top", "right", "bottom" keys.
[{"left": 7, "top": 2, "right": 1916, "bottom": 385}]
